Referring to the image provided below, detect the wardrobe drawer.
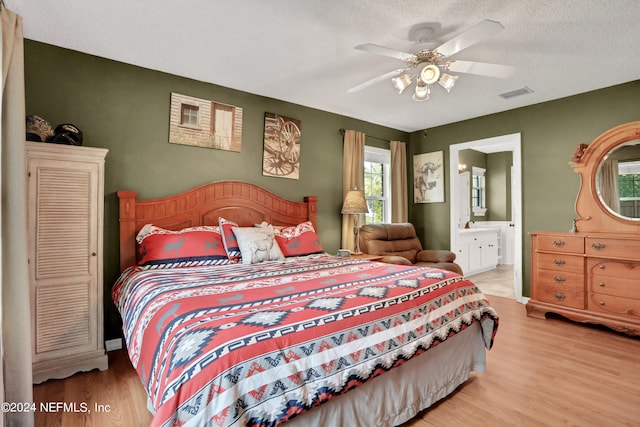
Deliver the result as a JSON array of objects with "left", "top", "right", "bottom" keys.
[
  {"left": 588, "top": 294, "right": 640, "bottom": 320},
  {"left": 536, "top": 269, "right": 584, "bottom": 291},
  {"left": 536, "top": 234, "right": 584, "bottom": 254},
  {"left": 534, "top": 284, "right": 584, "bottom": 309},
  {"left": 536, "top": 252, "right": 584, "bottom": 274},
  {"left": 589, "top": 275, "right": 640, "bottom": 299},
  {"left": 587, "top": 258, "right": 640, "bottom": 280},
  {"left": 586, "top": 237, "right": 640, "bottom": 260}
]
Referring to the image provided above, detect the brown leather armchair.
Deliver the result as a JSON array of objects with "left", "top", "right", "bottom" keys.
[{"left": 359, "top": 223, "right": 463, "bottom": 275}]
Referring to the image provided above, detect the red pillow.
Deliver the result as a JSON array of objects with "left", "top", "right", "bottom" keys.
[
  {"left": 219, "top": 217, "right": 242, "bottom": 263},
  {"left": 274, "top": 221, "right": 324, "bottom": 257},
  {"left": 136, "top": 225, "right": 231, "bottom": 268}
]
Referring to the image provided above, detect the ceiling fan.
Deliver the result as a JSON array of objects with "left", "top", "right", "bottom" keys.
[{"left": 348, "top": 19, "right": 515, "bottom": 101}]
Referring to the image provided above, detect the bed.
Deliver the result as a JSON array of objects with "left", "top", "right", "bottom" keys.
[{"left": 113, "top": 181, "right": 498, "bottom": 427}]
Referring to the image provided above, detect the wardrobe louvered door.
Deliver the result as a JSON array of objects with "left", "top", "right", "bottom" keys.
[{"left": 26, "top": 142, "right": 109, "bottom": 383}]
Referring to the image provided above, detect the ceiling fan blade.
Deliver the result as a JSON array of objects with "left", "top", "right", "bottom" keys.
[
  {"left": 446, "top": 60, "right": 515, "bottom": 78},
  {"left": 355, "top": 43, "right": 417, "bottom": 62},
  {"left": 347, "top": 68, "right": 406, "bottom": 93},
  {"left": 435, "top": 20, "right": 505, "bottom": 58}
]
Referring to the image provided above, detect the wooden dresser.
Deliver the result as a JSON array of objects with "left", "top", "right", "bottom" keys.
[
  {"left": 528, "top": 231, "right": 640, "bottom": 335},
  {"left": 526, "top": 121, "right": 640, "bottom": 336},
  {"left": 26, "top": 142, "right": 109, "bottom": 382}
]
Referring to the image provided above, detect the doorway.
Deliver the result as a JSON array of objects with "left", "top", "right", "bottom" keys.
[{"left": 449, "top": 133, "right": 523, "bottom": 303}]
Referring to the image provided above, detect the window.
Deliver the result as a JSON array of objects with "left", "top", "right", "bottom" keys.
[
  {"left": 472, "top": 166, "right": 487, "bottom": 216},
  {"left": 180, "top": 104, "right": 199, "bottom": 127},
  {"left": 618, "top": 160, "right": 640, "bottom": 218},
  {"left": 364, "top": 146, "right": 391, "bottom": 223}
]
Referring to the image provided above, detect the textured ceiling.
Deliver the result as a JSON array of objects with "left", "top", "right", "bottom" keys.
[{"left": 9, "top": 0, "right": 640, "bottom": 132}]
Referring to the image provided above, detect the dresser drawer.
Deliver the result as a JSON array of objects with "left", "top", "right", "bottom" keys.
[
  {"left": 534, "top": 284, "right": 584, "bottom": 309},
  {"left": 587, "top": 258, "right": 640, "bottom": 280},
  {"left": 536, "top": 252, "right": 584, "bottom": 274},
  {"left": 536, "top": 234, "right": 584, "bottom": 254},
  {"left": 589, "top": 275, "right": 640, "bottom": 299},
  {"left": 586, "top": 237, "right": 640, "bottom": 260},
  {"left": 536, "top": 269, "right": 584, "bottom": 291},
  {"left": 588, "top": 294, "right": 640, "bottom": 320}
]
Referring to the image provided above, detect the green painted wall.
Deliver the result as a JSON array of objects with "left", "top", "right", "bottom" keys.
[
  {"left": 24, "top": 40, "right": 408, "bottom": 339},
  {"left": 487, "top": 151, "right": 512, "bottom": 222},
  {"left": 408, "top": 80, "right": 640, "bottom": 297}
]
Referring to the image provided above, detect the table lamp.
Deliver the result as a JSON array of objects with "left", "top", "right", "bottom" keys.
[{"left": 341, "top": 189, "right": 369, "bottom": 254}]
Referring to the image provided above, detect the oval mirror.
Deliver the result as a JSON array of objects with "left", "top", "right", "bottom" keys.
[{"left": 595, "top": 139, "right": 640, "bottom": 220}]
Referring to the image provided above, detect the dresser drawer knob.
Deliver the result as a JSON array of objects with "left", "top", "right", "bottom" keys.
[
  {"left": 553, "top": 259, "right": 566, "bottom": 266},
  {"left": 553, "top": 293, "right": 566, "bottom": 301},
  {"left": 553, "top": 275, "right": 566, "bottom": 283},
  {"left": 599, "top": 264, "right": 606, "bottom": 270},
  {"left": 553, "top": 240, "right": 565, "bottom": 247},
  {"left": 599, "top": 282, "right": 605, "bottom": 287},
  {"left": 591, "top": 242, "right": 606, "bottom": 251},
  {"left": 599, "top": 301, "right": 605, "bottom": 306}
]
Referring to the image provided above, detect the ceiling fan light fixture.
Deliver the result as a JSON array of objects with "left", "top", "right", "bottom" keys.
[
  {"left": 391, "top": 73, "right": 412, "bottom": 94},
  {"left": 412, "top": 83, "right": 430, "bottom": 101},
  {"left": 420, "top": 64, "right": 441, "bottom": 85},
  {"left": 438, "top": 73, "right": 458, "bottom": 93}
]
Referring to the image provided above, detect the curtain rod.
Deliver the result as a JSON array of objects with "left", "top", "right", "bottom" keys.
[{"left": 339, "top": 128, "right": 390, "bottom": 143}]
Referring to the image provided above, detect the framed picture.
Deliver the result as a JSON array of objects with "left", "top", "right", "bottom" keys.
[
  {"left": 169, "top": 92, "right": 243, "bottom": 152},
  {"left": 262, "top": 112, "right": 302, "bottom": 179},
  {"left": 413, "top": 151, "right": 444, "bottom": 203}
]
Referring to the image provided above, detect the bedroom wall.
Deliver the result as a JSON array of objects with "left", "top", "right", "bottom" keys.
[
  {"left": 487, "top": 151, "right": 512, "bottom": 222},
  {"left": 408, "top": 79, "right": 640, "bottom": 296},
  {"left": 24, "top": 40, "right": 408, "bottom": 339},
  {"left": 23, "top": 39, "right": 640, "bottom": 337}
]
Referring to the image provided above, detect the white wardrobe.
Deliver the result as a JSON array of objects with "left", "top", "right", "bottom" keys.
[{"left": 26, "top": 141, "right": 109, "bottom": 383}]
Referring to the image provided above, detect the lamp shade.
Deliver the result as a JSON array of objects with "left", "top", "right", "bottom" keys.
[
  {"left": 391, "top": 73, "right": 412, "bottom": 94},
  {"left": 420, "top": 64, "right": 441, "bottom": 85},
  {"left": 412, "top": 83, "right": 430, "bottom": 101},
  {"left": 341, "top": 190, "right": 369, "bottom": 214},
  {"left": 438, "top": 73, "right": 458, "bottom": 93}
]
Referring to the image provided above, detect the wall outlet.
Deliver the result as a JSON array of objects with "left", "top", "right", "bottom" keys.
[{"left": 105, "top": 338, "right": 122, "bottom": 352}]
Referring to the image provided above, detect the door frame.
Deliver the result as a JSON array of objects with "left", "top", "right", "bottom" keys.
[{"left": 449, "top": 133, "right": 523, "bottom": 303}]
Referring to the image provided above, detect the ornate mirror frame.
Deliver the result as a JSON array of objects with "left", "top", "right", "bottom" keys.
[{"left": 571, "top": 121, "right": 640, "bottom": 233}]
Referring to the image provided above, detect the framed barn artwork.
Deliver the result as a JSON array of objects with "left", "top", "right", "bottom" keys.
[{"left": 169, "top": 92, "right": 243, "bottom": 152}]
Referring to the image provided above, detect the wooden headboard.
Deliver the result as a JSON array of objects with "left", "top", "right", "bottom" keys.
[{"left": 117, "top": 181, "right": 318, "bottom": 271}]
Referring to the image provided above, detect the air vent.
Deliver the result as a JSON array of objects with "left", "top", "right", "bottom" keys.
[{"left": 499, "top": 87, "right": 533, "bottom": 99}]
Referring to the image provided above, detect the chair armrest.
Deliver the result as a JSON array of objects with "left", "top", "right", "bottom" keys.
[
  {"left": 378, "top": 255, "right": 413, "bottom": 266},
  {"left": 416, "top": 249, "right": 456, "bottom": 263}
]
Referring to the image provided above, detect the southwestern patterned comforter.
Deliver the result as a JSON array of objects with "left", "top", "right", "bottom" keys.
[{"left": 113, "top": 254, "right": 499, "bottom": 427}]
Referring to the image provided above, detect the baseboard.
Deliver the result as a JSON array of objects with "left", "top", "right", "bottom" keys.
[{"left": 105, "top": 338, "right": 123, "bottom": 352}]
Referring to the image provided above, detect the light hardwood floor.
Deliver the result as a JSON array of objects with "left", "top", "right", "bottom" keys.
[{"left": 33, "top": 296, "right": 640, "bottom": 426}]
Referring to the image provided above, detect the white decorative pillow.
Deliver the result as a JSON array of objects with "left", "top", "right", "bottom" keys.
[{"left": 232, "top": 226, "right": 285, "bottom": 264}]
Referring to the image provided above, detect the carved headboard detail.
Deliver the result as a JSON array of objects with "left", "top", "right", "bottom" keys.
[{"left": 117, "top": 181, "right": 317, "bottom": 271}]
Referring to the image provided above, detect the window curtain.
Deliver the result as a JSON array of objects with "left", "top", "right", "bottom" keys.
[
  {"left": 390, "top": 140, "right": 407, "bottom": 222},
  {"left": 598, "top": 158, "right": 620, "bottom": 212},
  {"left": 342, "top": 130, "right": 365, "bottom": 250},
  {"left": 1, "top": 7, "right": 33, "bottom": 427}
]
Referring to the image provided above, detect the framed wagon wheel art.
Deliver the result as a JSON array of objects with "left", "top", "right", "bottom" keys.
[{"left": 262, "top": 112, "right": 302, "bottom": 179}]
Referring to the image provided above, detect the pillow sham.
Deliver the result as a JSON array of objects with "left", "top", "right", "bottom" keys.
[
  {"left": 136, "top": 224, "right": 232, "bottom": 268},
  {"left": 219, "top": 217, "right": 242, "bottom": 263},
  {"left": 232, "top": 225, "right": 285, "bottom": 264},
  {"left": 274, "top": 221, "right": 324, "bottom": 257}
]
